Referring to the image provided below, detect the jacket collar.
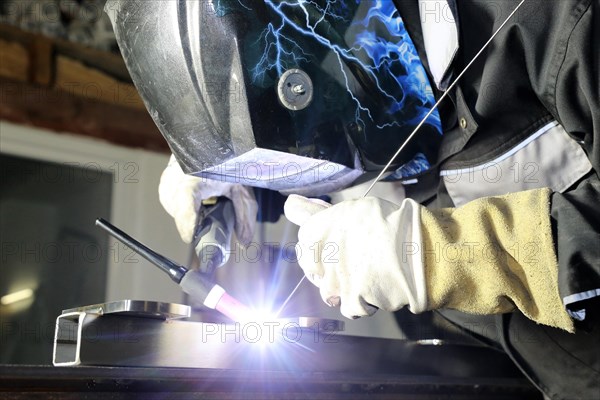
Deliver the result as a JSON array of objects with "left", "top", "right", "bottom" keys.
[{"left": 418, "top": 0, "right": 459, "bottom": 90}]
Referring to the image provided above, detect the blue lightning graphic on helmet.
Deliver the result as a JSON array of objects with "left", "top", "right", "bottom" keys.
[
  {"left": 251, "top": 22, "right": 313, "bottom": 83},
  {"left": 354, "top": 3, "right": 437, "bottom": 125},
  {"left": 254, "top": 0, "right": 441, "bottom": 133}
]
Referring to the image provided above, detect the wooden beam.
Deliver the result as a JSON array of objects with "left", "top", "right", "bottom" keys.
[
  {"left": 0, "top": 78, "right": 169, "bottom": 153},
  {"left": 0, "top": 23, "right": 131, "bottom": 82},
  {"left": 0, "top": 24, "right": 167, "bottom": 152},
  {"left": 54, "top": 55, "right": 145, "bottom": 110},
  {"left": 29, "top": 35, "right": 54, "bottom": 86},
  {"left": 0, "top": 38, "right": 29, "bottom": 82}
]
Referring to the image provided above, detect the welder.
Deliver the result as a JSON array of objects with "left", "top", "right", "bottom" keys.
[{"left": 107, "top": 0, "right": 599, "bottom": 398}]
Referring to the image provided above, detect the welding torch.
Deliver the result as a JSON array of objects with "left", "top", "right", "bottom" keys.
[
  {"left": 193, "top": 197, "right": 235, "bottom": 275},
  {"left": 95, "top": 205, "right": 250, "bottom": 322}
]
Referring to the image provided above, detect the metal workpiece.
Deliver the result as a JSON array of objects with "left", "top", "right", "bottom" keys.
[
  {"left": 54, "top": 301, "right": 190, "bottom": 367},
  {"left": 48, "top": 302, "right": 540, "bottom": 397},
  {"left": 278, "top": 317, "right": 345, "bottom": 332},
  {"left": 62, "top": 300, "right": 191, "bottom": 320},
  {"left": 54, "top": 304, "right": 518, "bottom": 379},
  {"left": 54, "top": 300, "right": 345, "bottom": 367}
]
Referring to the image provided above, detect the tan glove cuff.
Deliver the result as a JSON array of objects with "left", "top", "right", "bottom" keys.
[{"left": 421, "top": 188, "right": 574, "bottom": 332}]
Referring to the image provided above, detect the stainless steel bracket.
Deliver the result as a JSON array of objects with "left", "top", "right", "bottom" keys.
[
  {"left": 54, "top": 300, "right": 191, "bottom": 366},
  {"left": 61, "top": 300, "right": 192, "bottom": 320},
  {"left": 53, "top": 300, "right": 345, "bottom": 368},
  {"left": 52, "top": 300, "right": 525, "bottom": 381}
]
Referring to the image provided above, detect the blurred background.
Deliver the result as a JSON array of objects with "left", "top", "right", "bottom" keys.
[
  {"left": 1, "top": 0, "right": 117, "bottom": 52},
  {"left": 0, "top": 0, "right": 405, "bottom": 366}
]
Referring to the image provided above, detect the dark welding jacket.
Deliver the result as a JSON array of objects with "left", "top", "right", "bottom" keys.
[
  {"left": 393, "top": 0, "right": 600, "bottom": 322},
  {"left": 392, "top": 0, "right": 600, "bottom": 396}
]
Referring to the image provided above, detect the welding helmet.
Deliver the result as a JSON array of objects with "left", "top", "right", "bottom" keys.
[{"left": 106, "top": 0, "right": 441, "bottom": 195}]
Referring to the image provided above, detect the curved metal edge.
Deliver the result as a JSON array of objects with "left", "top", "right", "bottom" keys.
[{"left": 62, "top": 300, "right": 191, "bottom": 320}]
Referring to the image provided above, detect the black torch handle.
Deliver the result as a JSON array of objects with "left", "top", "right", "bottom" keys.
[{"left": 95, "top": 218, "right": 188, "bottom": 283}]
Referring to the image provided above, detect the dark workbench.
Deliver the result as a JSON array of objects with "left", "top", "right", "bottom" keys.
[{"left": 0, "top": 364, "right": 542, "bottom": 399}]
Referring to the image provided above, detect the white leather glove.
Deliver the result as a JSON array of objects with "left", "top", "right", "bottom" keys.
[
  {"left": 159, "top": 155, "right": 258, "bottom": 245},
  {"left": 284, "top": 194, "right": 427, "bottom": 319},
  {"left": 284, "top": 191, "right": 575, "bottom": 332}
]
